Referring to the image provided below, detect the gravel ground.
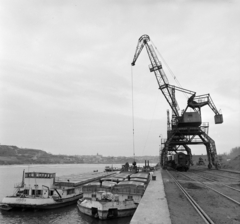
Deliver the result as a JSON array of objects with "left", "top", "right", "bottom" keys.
[
  {"left": 162, "top": 168, "right": 240, "bottom": 224},
  {"left": 161, "top": 170, "right": 204, "bottom": 224}
]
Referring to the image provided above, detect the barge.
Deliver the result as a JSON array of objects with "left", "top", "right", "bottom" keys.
[
  {"left": 77, "top": 172, "right": 150, "bottom": 219},
  {"left": 0, "top": 170, "right": 114, "bottom": 210}
]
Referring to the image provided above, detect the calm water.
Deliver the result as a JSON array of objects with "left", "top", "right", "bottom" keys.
[{"left": 0, "top": 164, "right": 132, "bottom": 224}]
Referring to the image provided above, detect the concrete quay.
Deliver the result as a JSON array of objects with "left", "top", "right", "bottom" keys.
[{"left": 130, "top": 169, "right": 171, "bottom": 224}]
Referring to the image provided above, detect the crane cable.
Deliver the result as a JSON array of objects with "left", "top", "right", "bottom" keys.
[
  {"left": 131, "top": 66, "right": 159, "bottom": 158},
  {"left": 142, "top": 95, "right": 159, "bottom": 155},
  {"left": 151, "top": 41, "right": 189, "bottom": 100},
  {"left": 131, "top": 66, "right": 135, "bottom": 161}
]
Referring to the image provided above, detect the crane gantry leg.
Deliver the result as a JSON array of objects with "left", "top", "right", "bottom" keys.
[{"left": 161, "top": 125, "right": 220, "bottom": 170}]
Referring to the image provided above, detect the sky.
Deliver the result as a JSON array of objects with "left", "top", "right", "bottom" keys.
[{"left": 0, "top": 0, "right": 239, "bottom": 157}]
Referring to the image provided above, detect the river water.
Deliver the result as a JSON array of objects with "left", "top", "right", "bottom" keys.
[{"left": 0, "top": 164, "right": 132, "bottom": 224}]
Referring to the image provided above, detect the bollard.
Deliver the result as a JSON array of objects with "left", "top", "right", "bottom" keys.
[{"left": 152, "top": 175, "right": 156, "bottom": 181}]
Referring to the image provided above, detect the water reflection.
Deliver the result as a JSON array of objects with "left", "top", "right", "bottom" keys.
[{"left": 1, "top": 203, "right": 131, "bottom": 224}]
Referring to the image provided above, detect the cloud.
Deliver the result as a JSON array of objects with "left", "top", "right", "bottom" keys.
[{"left": 0, "top": 0, "right": 239, "bottom": 156}]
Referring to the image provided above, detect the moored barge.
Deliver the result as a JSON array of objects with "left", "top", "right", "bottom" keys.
[
  {"left": 0, "top": 170, "right": 115, "bottom": 210},
  {"left": 77, "top": 172, "right": 150, "bottom": 219}
]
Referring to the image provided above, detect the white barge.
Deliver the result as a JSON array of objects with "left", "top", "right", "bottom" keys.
[
  {"left": 0, "top": 170, "right": 114, "bottom": 210},
  {"left": 77, "top": 172, "right": 150, "bottom": 219}
]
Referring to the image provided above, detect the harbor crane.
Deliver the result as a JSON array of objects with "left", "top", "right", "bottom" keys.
[{"left": 131, "top": 34, "right": 223, "bottom": 169}]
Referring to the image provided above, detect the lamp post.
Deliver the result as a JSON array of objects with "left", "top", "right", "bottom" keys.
[
  {"left": 159, "top": 135, "right": 162, "bottom": 167},
  {"left": 112, "top": 157, "right": 113, "bottom": 171}
]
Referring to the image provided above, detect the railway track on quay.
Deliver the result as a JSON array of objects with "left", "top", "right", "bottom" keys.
[
  {"left": 179, "top": 172, "right": 240, "bottom": 206},
  {"left": 166, "top": 170, "right": 215, "bottom": 224},
  {"left": 162, "top": 168, "right": 240, "bottom": 224},
  {"left": 190, "top": 173, "right": 240, "bottom": 192},
  {"left": 203, "top": 169, "right": 239, "bottom": 179}
]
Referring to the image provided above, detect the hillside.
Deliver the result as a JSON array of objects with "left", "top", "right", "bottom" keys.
[
  {"left": 221, "top": 155, "right": 240, "bottom": 171},
  {"left": 0, "top": 145, "right": 77, "bottom": 165},
  {"left": 0, "top": 145, "right": 159, "bottom": 165},
  {"left": 192, "top": 153, "right": 240, "bottom": 171}
]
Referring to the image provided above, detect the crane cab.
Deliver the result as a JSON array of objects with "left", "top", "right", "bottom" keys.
[{"left": 178, "top": 112, "right": 202, "bottom": 127}]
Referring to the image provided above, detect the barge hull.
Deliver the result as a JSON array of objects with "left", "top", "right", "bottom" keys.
[
  {"left": 2, "top": 194, "right": 83, "bottom": 210},
  {"left": 77, "top": 200, "right": 137, "bottom": 219}
]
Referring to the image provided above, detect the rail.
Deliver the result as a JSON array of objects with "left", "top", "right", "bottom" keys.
[
  {"left": 166, "top": 170, "right": 215, "bottom": 224},
  {"left": 219, "top": 169, "right": 240, "bottom": 174},
  {"left": 202, "top": 171, "right": 240, "bottom": 181},
  {"left": 180, "top": 173, "right": 240, "bottom": 206},
  {"left": 189, "top": 173, "right": 240, "bottom": 193},
  {"left": 14, "top": 182, "right": 24, "bottom": 188}
]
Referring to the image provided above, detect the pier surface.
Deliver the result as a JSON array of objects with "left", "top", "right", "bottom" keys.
[{"left": 130, "top": 170, "right": 171, "bottom": 224}]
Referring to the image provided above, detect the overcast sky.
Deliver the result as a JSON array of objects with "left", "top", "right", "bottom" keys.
[{"left": 0, "top": 0, "right": 239, "bottom": 157}]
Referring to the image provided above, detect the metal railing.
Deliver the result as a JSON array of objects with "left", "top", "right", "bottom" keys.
[{"left": 14, "top": 182, "right": 24, "bottom": 188}]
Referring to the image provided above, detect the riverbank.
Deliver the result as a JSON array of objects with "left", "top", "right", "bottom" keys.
[{"left": 0, "top": 145, "right": 159, "bottom": 165}]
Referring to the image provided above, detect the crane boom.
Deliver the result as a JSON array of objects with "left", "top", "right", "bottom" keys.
[
  {"left": 131, "top": 34, "right": 180, "bottom": 118},
  {"left": 131, "top": 34, "right": 223, "bottom": 125}
]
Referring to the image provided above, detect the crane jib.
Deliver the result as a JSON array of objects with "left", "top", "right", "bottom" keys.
[{"left": 131, "top": 34, "right": 223, "bottom": 125}]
